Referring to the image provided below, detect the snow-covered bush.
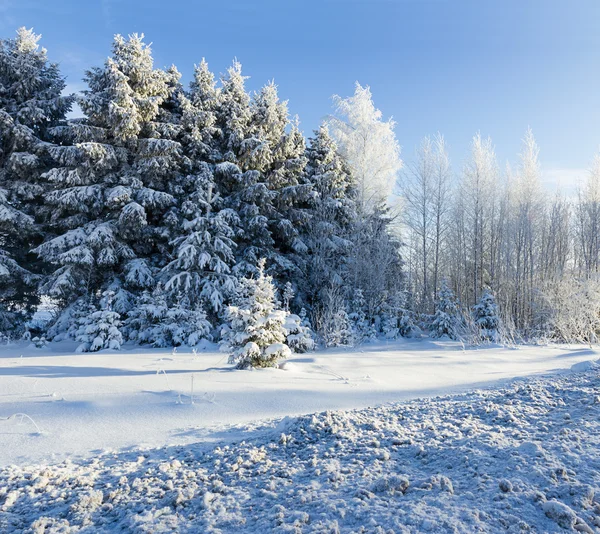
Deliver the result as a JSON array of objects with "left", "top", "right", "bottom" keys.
[
  {"left": 284, "top": 313, "right": 315, "bottom": 353},
  {"left": 154, "top": 301, "right": 212, "bottom": 348},
  {"left": 473, "top": 290, "right": 500, "bottom": 342},
  {"left": 540, "top": 277, "right": 600, "bottom": 343},
  {"left": 222, "top": 259, "right": 291, "bottom": 369},
  {"left": 125, "top": 290, "right": 212, "bottom": 347},
  {"left": 431, "top": 280, "right": 461, "bottom": 340},
  {"left": 75, "top": 292, "right": 123, "bottom": 352}
]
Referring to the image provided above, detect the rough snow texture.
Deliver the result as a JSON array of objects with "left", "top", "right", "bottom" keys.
[{"left": 2, "top": 366, "right": 600, "bottom": 532}]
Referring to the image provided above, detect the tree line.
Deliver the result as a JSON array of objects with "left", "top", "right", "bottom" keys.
[
  {"left": 1, "top": 27, "right": 597, "bottom": 358},
  {"left": 0, "top": 28, "right": 404, "bottom": 357}
]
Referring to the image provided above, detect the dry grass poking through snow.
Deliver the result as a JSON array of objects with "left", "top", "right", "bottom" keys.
[{"left": 1, "top": 368, "right": 600, "bottom": 533}]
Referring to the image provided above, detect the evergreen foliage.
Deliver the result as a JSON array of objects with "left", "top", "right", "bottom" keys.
[
  {"left": 431, "top": 280, "right": 461, "bottom": 340},
  {"left": 221, "top": 259, "right": 291, "bottom": 369},
  {"left": 0, "top": 28, "right": 410, "bottom": 357},
  {"left": 473, "top": 290, "right": 500, "bottom": 342}
]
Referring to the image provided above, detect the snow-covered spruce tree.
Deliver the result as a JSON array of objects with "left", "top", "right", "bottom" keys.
[
  {"left": 75, "top": 291, "right": 123, "bottom": 352},
  {"left": 301, "top": 125, "right": 355, "bottom": 336},
  {"left": 153, "top": 296, "right": 212, "bottom": 348},
  {"left": 163, "top": 162, "right": 239, "bottom": 318},
  {"left": 211, "top": 62, "right": 273, "bottom": 278},
  {"left": 221, "top": 259, "right": 291, "bottom": 369},
  {"left": 123, "top": 288, "right": 167, "bottom": 345},
  {"left": 430, "top": 280, "right": 461, "bottom": 339},
  {"left": 247, "top": 82, "right": 311, "bottom": 284},
  {"left": 215, "top": 69, "right": 309, "bottom": 287},
  {"left": 179, "top": 59, "right": 221, "bottom": 163},
  {"left": 348, "top": 289, "right": 373, "bottom": 344},
  {"left": 473, "top": 289, "right": 500, "bottom": 342},
  {"left": 35, "top": 34, "right": 177, "bottom": 330},
  {"left": 0, "top": 28, "right": 73, "bottom": 330}
]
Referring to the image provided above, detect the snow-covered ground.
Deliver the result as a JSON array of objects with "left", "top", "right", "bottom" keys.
[
  {"left": 0, "top": 339, "right": 598, "bottom": 467},
  {"left": 1, "top": 353, "right": 600, "bottom": 533}
]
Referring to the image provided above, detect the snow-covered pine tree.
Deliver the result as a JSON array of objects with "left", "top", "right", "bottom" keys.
[
  {"left": 180, "top": 59, "right": 221, "bottom": 163},
  {"left": 221, "top": 258, "right": 290, "bottom": 369},
  {"left": 430, "top": 279, "right": 461, "bottom": 339},
  {"left": 163, "top": 162, "right": 239, "bottom": 317},
  {"left": 216, "top": 60, "right": 252, "bottom": 165},
  {"left": 473, "top": 289, "right": 500, "bottom": 342},
  {"left": 35, "top": 34, "right": 177, "bottom": 327},
  {"left": 0, "top": 28, "right": 73, "bottom": 330},
  {"left": 123, "top": 288, "right": 167, "bottom": 345},
  {"left": 75, "top": 291, "right": 123, "bottom": 352},
  {"left": 215, "top": 70, "right": 309, "bottom": 288},
  {"left": 154, "top": 296, "right": 212, "bottom": 348},
  {"left": 301, "top": 125, "right": 355, "bottom": 337},
  {"left": 247, "top": 82, "right": 311, "bottom": 285},
  {"left": 211, "top": 62, "right": 273, "bottom": 278}
]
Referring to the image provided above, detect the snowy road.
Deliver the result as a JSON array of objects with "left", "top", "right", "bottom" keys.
[
  {"left": 0, "top": 339, "right": 599, "bottom": 466},
  {"left": 1, "top": 363, "right": 600, "bottom": 532}
]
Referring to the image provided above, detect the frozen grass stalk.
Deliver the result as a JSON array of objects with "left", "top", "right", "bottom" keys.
[
  {"left": 156, "top": 368, "right": 171, "bottom": 391},
  {"left": 0, "top": 413, "right": 42, "bottom": 434}
]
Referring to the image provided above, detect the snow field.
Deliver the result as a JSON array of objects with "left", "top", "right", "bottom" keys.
[
  {"left": 1, "top": 363, "right": 600, "bottom": 532},
  {"left": 1, "top": 339, "right": 599, "bottom": 466}
]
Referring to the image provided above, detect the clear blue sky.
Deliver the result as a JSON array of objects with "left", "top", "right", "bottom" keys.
[{"left": 3, "top": 0, "right": 599, "bottom": 188}]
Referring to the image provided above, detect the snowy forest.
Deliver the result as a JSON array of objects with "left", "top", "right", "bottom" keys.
[{"left": 1, "top": 27, "right": 599, "bottom": 361}]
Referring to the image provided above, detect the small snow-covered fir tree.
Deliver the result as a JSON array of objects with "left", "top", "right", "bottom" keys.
[
  {"left": 398, "top": 310, "right": 420, "bottom": 338},
  {"left": 221, "top": 258, "right": 291, "bottom": 369},
  {"left": 431, "top": 280, "right": 461, "bottom": 340},
  {"left": 348, "top": 289, "right": 374, "bottom": 344},
  {"left": 75, "top": 291, "right": 123, "bottom": 352},
  {"left": 124, "top": 289, "right": 167, "bottom": 345},
  {"left": 473, "top": 289, "right": 500, "bottom": 342}
]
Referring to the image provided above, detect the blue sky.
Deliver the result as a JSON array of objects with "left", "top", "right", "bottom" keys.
[{"left": 2, "top": 0, "right": 599, "bottom": 189}]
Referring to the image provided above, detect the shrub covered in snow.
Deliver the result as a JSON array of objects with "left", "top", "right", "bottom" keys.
[
  {"left": 125, "top": 290, "right": 212, "bottom": 347},
  {"left": 222, "top": 259, "right": 291, "bottom": 368},
  {"left": 284, "top": 313, "right": 315, "bottom": 353}
]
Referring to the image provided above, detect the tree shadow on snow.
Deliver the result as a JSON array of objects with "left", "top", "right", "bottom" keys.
[{"left": 0, "top": 366, "right": 206, "bottom": 378}]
